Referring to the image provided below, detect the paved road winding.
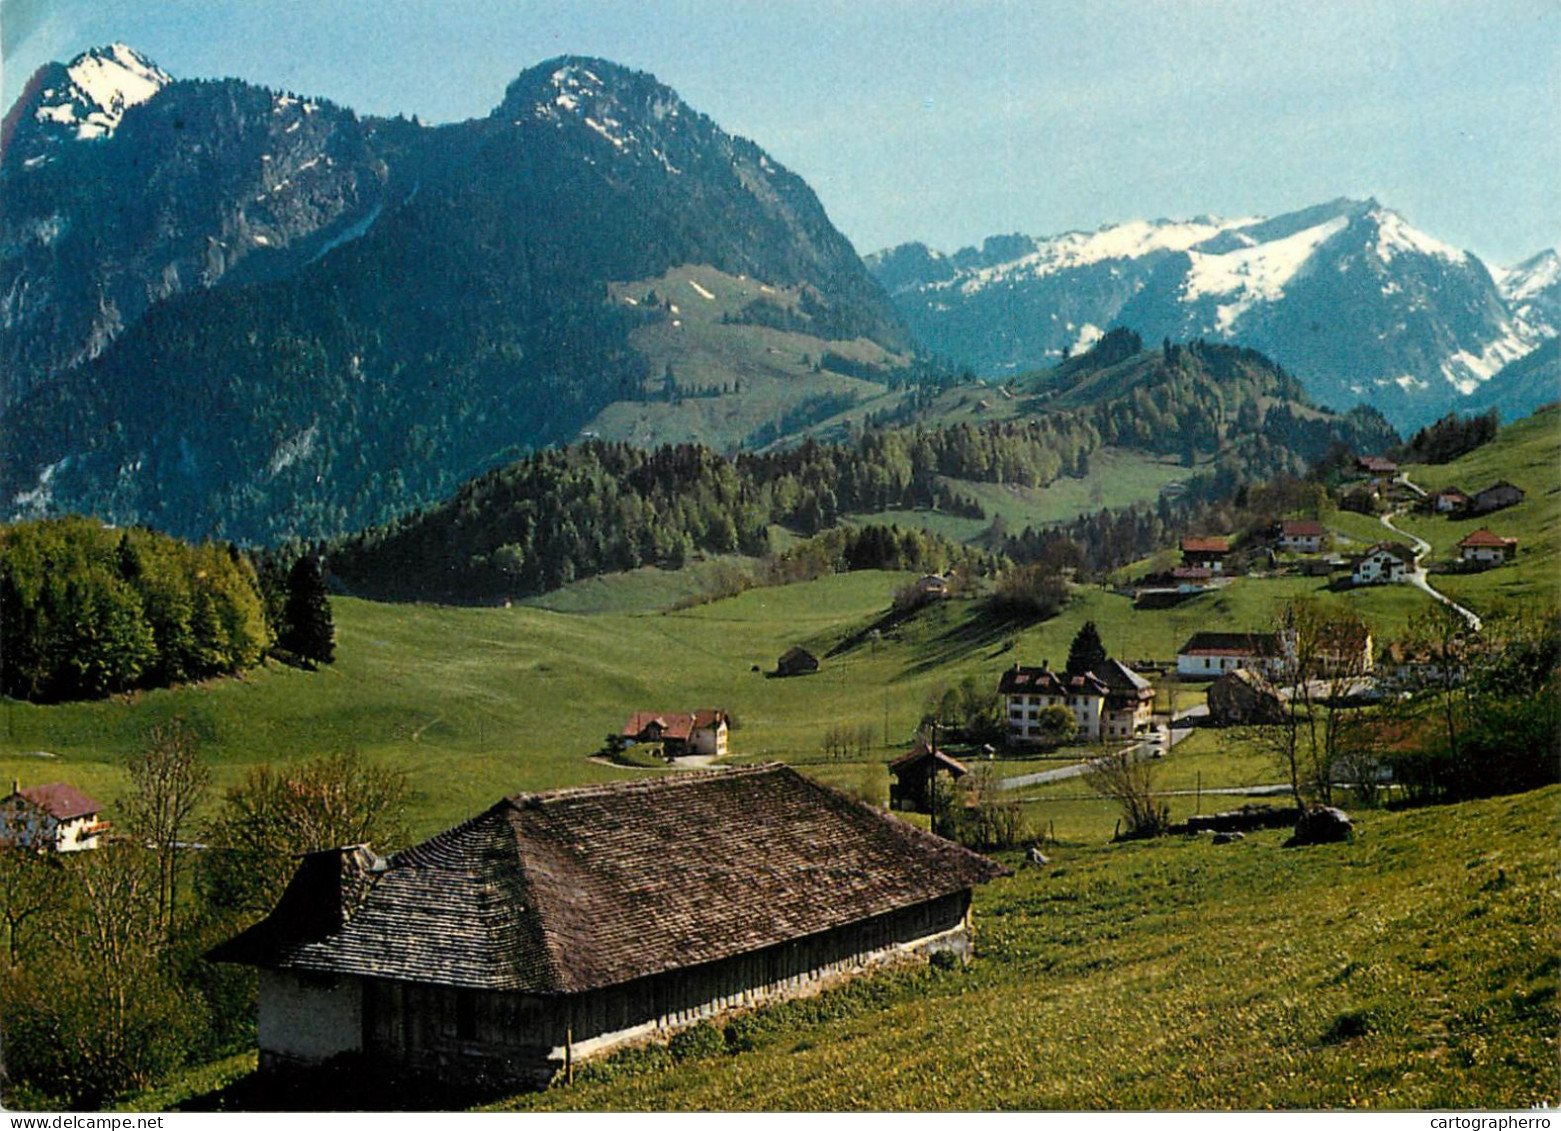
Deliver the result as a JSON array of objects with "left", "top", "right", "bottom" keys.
[{"left": 1381, "top": 476, "right": 1482, "bottom": 631}]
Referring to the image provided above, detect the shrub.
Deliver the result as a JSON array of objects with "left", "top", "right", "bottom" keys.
[{"left": 668, "top": 1021, "right": 727, "bottom": 1062}]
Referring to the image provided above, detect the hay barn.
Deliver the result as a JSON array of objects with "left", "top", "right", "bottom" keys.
[{"left": 210, "top": 764, "right": 1005, "bottom": 1088}]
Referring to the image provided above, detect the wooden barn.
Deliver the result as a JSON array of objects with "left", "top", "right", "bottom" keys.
[{"left": 210, "top": 764, "right": 1005, "bottom": 1088}]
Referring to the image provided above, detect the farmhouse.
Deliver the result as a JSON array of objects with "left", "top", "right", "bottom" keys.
[
  {"left": 0, "top": 781, "right": 108, "bottom": 853},
  {"left": 1457, "top": 528, "right": 1518, "bottom": 565},
  {"left": 1176, "top": 632, "right": 1282, "bottom": 680},
  {"left": 1179, "top": 536, "right": 1230, "bottom": 574},
  {"left": 620, "top": 709, "right": 728, "bottom": 758},
  {"left": 1277, "top": 519, "right": 1327, "bottom": 554},
  {"left": 1206, "top": 668, "right": 1288, "bottom": 726},
  {"left": 1469, "top": 481, "right": 1525, "bottom": 516},
  {"left": 999, "top": 658, "right": 1154, "bottom": 743},
  {"left": 1356, "top": 455, "right": 1398, "bottom": 486},
  {"left": 888, "top": 743, "right": 969, "bottom": 813},
  {"left": 210, "top": 765, "right": 1005, "bottom": 1088},
  {"left": 1352, "top": 542, "right": 1415, "bottom": 585},
  {"left": 1433, "top": 487, "right": 1471, "bottom": 514}
]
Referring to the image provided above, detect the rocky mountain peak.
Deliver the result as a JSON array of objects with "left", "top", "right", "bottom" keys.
[{"left": 33, "top": 43, "right": 172, "bottom": 143}]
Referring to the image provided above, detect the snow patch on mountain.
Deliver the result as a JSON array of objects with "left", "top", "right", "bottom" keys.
[
  {"left": 1370, "top": 208, "right": 1468, "bottom": 266},
  {"left": 1182, "top": 215, "right": 1349, "bottom": 332},
  {"left": 1439, "top": 321, "right": 1549, "bottom": 394},
  {"left": 952, "top": 216, "right": 1256, "bottom": 295},
  {"left": 1500, "top": 250, "right": 1560, "bottom": 305},
  {"left": 32, "top": 44, "right": 171, "bottom": 142}
]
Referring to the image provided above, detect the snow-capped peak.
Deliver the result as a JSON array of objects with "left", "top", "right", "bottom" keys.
[
  {"left": 1367, "top": 206, "right": 1468, "bottom": 266},
  {"left": 1499, "top": 249, "right": 1560, "bottom": 304},
  {"left": 33, "top": 43, "right": 171, "bottom": 142}
]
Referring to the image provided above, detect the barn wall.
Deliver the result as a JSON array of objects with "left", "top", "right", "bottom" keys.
[
  {"left": 257, "top": 968, "right": 363, "bottom": 1069},
  {"left": 352, "top": 891, "right": 973, "bottom": 1087}
]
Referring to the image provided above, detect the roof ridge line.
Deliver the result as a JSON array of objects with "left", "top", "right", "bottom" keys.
[{"left": 506, "top": 762, "right": 786, "bottom": 807}]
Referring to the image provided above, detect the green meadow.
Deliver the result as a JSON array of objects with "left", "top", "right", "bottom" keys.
[{"left": 485, "top": 786, "right": 1559, "bottom": 1111}]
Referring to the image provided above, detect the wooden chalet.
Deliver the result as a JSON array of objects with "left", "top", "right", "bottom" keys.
[
  {"left": 888, "top": 744, "right": 969, "bottom": 813},
  {"left": 0, "top": 781, "right": 108, "bottom": 852},
  {"left": 1356, "top": 455, "right": 1399, "bottom": 486},
  {"left": 1179, "top": 536, "right": 1230, "bottom": 574},
  {"left": 1433, "top": 487, "right": 1471, "bottom": 514},
  {"left": 210, "top": 765, "right": 1006, "bottom": 1088},
  {"left": 1206, "top": 668, "right": 1288, "bottom": 726},
  {"left": 1469, "top": 481, "right": 1525, "bottom": 516}
]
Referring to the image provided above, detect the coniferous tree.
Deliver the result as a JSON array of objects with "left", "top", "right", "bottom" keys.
[
  {"left": 280, "top": 556, "right": 335, "bottom": 665},
  {"left": 1066, "top": 620, "right": 1108, "bottom": 676}
]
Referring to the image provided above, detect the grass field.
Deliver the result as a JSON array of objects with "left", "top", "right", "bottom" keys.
[
  {"left": 1394, "top": 405, "right": 1561, "bottom": 615},
  {"left": 473, "top": 785, "right": 1558, "bottom": 1111},
  {"left": 0, "top": 555, "right": 1453, "bottom": 842}
]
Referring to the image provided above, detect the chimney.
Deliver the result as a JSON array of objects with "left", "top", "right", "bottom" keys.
[{"left": 10, "top": 779, "right": 18, "bottom": 796}]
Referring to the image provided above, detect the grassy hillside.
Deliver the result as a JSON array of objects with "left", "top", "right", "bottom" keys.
[
  {"left": 488, "top": 786, "right": 1557, "bottom": 1111},
  {"left": 1392, "top": 404, "right": 1561, "bottom": 614},
  {"left": 2, "top": 560, "right": 1450, "bottom": 842},
  {"left": 584, "top": 264, "right": 912, "bottom": 452}
]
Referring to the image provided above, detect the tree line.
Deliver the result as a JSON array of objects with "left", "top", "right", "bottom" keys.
[
  {"left": 0, "top": 724, "right": 407, "bottom": 1109},
  {"left": 0, "top": 517, "right": 334, "bottom": 703}
]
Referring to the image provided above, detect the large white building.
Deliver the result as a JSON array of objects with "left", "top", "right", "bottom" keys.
[{"left": 999, "top": 659, "right": 1154, "bottom": 743}]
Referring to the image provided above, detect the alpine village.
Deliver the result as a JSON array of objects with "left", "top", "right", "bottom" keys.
[{"left": 0, "top": 40, "right": 1556, "bottom": 1115}]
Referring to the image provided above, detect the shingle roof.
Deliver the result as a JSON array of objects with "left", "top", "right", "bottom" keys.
[
  {"left": 209, "top": 764, "right": 1006, "bottom": 994},
  {"left": 13, "top": 783, "right": 102, "bottom": 821},
  {"left": 998, "top": 665, "right": 1107, "bottom": 697},
  {"left": 1180, "top": 536, "right": 1230, "bottom": 554}
]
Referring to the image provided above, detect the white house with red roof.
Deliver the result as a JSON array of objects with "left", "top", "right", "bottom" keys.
[
  {"left": 1277, "top": 519, "right": 1327, "bottom": 554},
  {"left": 620, "top": 710, "right": 729, "bottom": 758},
  {"left": 1457, "top": 528, "right": 1518, "bottom": 565},
  {"left": 0, "top": 781, "right": 108, "bottom": 852}
]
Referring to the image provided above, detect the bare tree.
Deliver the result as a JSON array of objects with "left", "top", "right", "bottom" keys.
[
  {"left": 1084, "top": 748, "right": 1168, "bottom": 839},
  {"left": 122, "top": 717, "right": 210, "bottom": 943},
  {"left": 0, "top": 847, "right": 59, "bottom": 966}
]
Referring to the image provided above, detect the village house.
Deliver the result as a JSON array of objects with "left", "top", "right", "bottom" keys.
[
  {"left": 1179, "top": 536, "right": 1230, "bottom": 574},
  {"left": 1352, "top": 542, "right": 1415, "bottom": 585},
  {"left": 1356, "top": 455, "right": 1399, "bottom": 487},
  {"left": 0, "top": 781, "right": 108, "bottom": 853},
  {"left": 1433, "top": 487, "right": 1471, "bottom": 514},
  {"left": 619, "top": 710, "right": 728, "bottom": 758},
  {"left": 1176, "top": 632, "right": 1283, "bottom": 680},
  {"left": 998, "top": 658, "right": 1154, "bottom": 744},
  {"left": 1206, "top": 668, "right": 1288, "bottom": 726},
  {"left": 1277, "top": 519, "right": 1327, "bottom": 554},
  {"left": 888, "top": 743, "right": 969, "bottom": 813},
  {"left": 209, "top": 765, "right": 1006, "bottom": 1088},
  {"left": 1457, "top": 528, "right": 1518, "bottom": 566},
  {"left": 1469, "top": 481, "right": 1525, "bottom": 516}
]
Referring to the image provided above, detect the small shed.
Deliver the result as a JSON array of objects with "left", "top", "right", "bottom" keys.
[
  {"left": 888, "top": 745, "right": 970, "bottom": 813},
  {"left": 775, "top": 646, "right": 819, "bottom": 677}
]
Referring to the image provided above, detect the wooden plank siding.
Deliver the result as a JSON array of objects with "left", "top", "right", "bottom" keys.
[{"left": 354, "top": 892, "right": 971, "bottom": 1086}]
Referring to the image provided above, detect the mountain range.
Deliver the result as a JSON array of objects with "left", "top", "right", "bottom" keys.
[
  {"left": 1, "top": 47, "right": 906, "bottom": 541},
  {"left": 0, "top": 46, "right": 1552, "bottom": 546},
  {"left": 869, "top": 201, "right": 1559, "bottom": 430}
]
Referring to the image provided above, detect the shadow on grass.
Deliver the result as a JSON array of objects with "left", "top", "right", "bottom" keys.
[
  {"left": 899, "top": 604, "right": 1042, "bottom": 678},
  {"left": 172, "top": 1057, "right": 539, "bottom": 1112}
]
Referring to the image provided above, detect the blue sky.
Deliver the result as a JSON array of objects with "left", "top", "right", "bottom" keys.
[{"left": 3, "top": 0, "right": 1556, "bottom": 265}]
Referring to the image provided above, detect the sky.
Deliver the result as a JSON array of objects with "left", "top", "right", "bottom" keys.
[{"left": 3, "top": 0, "right": 1557, "bottom": 266}]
